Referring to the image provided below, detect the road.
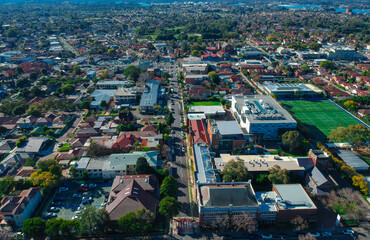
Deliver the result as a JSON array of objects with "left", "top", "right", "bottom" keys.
[
  {"left": 59, "top": 36, "right": 80, "bottom": 56},
  {"left": 166, "top": 63, "right": 191, "bottom": 217}
]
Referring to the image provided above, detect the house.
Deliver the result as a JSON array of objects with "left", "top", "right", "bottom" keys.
[
  {"left": 189, "top": 119, "right": 209, "bottom": 145},
  {"left": 0, "top": 187, "right": 42, "bottom": 227},
  {"left": 305, "top": 167, "right": 337, "bottom": 196},
  {"left": 76, "top": 128, "right": 99, "bottom": 138},
  {"left": 16, "top": 138, "right": 49, "bottom": 154},
  {"left": 105, "top": 175, "right": 159, "bottom": 220},
  {"left": 188, "top": 85, "right": 212, "bottom": 99},
  {"left": 197, "top": 181, "right": 259, "bottom": 225},
  {"left": 0, "top": 141, "right": 15, "bottom": 154},
  {"left": 16, "top": 116, "right": 35, "bottom": 129},
  {"left": 358, "top": 108, "right": 370, "bottom": 117},
  {"left": 1, "top": 153, "right": 34, "bottom": 167}
]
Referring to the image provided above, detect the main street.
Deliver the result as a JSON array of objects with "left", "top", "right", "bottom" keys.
[{"left": 167, "top": 63, "right": 192, "bottom": 218}]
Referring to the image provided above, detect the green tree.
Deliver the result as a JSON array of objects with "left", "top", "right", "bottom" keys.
[
  {"left": 320, "top": 61, "right": 335, "bottom": 70},
  {"left": 159, "top": 196, "right": 181, "bottom": 218},
  {"left": 124, "top": 65, "right": 141, "bottom": 82},
  {"left": 268, "top": 165, "right": 290, "bottom": 184},
  {"left": 308, "top": 42, "right": 322, "bottom": 51},
  {"left": 96, "top": 208, "right": 113, "bottom": 234},
  {"left": 300, "top": 63, "right": 310, "bottom": 73},
  {"left": 156, "top": 168, "right": 169, "bottom": 182},
  {"left": 69, "top": 166, "right": 77, "bottom": 178},
  {"left": 60, "top": 219, "right": 79, "bottom": 237},
  {"left": 221, "top": 160, "right": 249, "bottom": 182},
  {"left": 16, "top": 136, "right": 27, "bottom": 147},
  {"left": 282, "top": 130, "right": 302, "bottom": 153},
  {"left": 78, "top": 205, "right": 99, "bottom": 235},
  {"left": 107, "top": 48, "right": 116, "bottom": 55},
  {"left": 160, "top": 175, "right": 178, "bottom": 197},
  {"left": 46, "top": 218, "right": 63, "bottom": 237},
  {"left": 37, "top": 159, "right": 58, "bottom": 172},
  {"left": 166, "top": 112, "right": 175, "bottom": 126},
  {"left": 163, "top": 133, "right": 169, "bottom": 142},
  {"left": 22, "top": 217, "right": 46, "bottom": 240},
  {"left": 30, "top": 72, "right": 38, "bottom": 81},
  {"left": 30, "top": 170, "right": 59, "bottom": 189},
  {"left": 0, "top": 125, "right": 8, "bottom": 135},
  {"left": 100, "top": 100, "right": 108, "bottom": 108},
  {"left": 329, "top": 124, "right": 369, "bottom": 149},
  {"left": 73, "top": 65, "right": 81, "bottom": 75},
  {"left": 82, "top": 170, "right": 89, "bottom": 180},
  {"left": 208, "top": 71, "right": 220, "bottom": 84},
  {"left": 135, "top": 157, "right": 155, "bottom": 174},
  {"left": 62, "top": 84, "right": 75, "bottom": 95}
]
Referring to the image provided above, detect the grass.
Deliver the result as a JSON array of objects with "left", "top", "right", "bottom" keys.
[
  {"left": 166, "top": 26, "right": 185, "bottom": 31},
  {"left": 281, "top": 100, "right": 360, "bottom": 141},
  {"left": 189, "top": 101, "right": 221, "bottom": 106},
  {"left": 58, "top": 143, "right": 72, "bottom": 152}
]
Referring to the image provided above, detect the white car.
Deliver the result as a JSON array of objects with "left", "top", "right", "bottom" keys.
[
  {"left": 343, "top": 229, "right": 354, "bottom": 235},
  {"left": 75, "top": 210, "right": 81, "bottom": 215},
  {"left": 71, "top": 216, "right": 78, "bottom": 220},
  {"left": 182, "top": 147, "right": 186, "bottom": 152},
  {"left": 322, "top": 232, "right": 332, "bottom": 237},
  {"left": 101, "top": 202, "right": 107, "bottom": 207},
  {"left": 77, "top": 206, "right": 84, "bottom": 211},
  {"left": 309, "top": 232, "right": 320, "bottom": 237},
  {"left": 262, "top": 233, "right": 272, "bottom": 239}
]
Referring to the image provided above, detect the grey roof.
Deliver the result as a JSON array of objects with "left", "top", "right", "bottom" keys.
[
  {"left": 233, "top": 95, "right": 296, "bottom": 124},
  {"left": 274, "top": 184, "right": 316, "bottom": 210},
  {"left": 16, "top": 138, "right": 48, "bottom": 153},
  {"left": 201, "top": 183, "right": 258, "bottom": 208},
  {"left": 255, "top": 191, "right": 278, "bottom": 212},
  {"left": 308, "top": 167, "right": 329, "bottom": 187},
  {"left": 335, "top": 149, "right": 368, "bottom": 171},
  {"left": 215, "top": 121, "right": 243, "bottom": 135},
  {"left": 264, "top": 83, "right": 315, "bottom": 94},
  {"left": 193, "top": 144, "right": 217, "bottom": 183},
  {"left": 76, "top": 156, "right": 91, "bottom": 169},
  {"left": 189, "top": 105, "right": 226, "bottom": 116},
  {"left": 140, "top": 80, "right": 159, "bottom": 108},
  {"left": 102, "top": 151, "right": 159, "bottom": 172},
  {"left": 90, "top": 89, "right": 116, "bottom": 107}
]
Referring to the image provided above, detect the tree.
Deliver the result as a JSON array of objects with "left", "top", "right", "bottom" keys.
[
  {"left": 208, "top": 71, "right": 220, "bottom": 84},
  {"left": 159, "top": 196, "right": 181, "bottom": 218},
  {"left": 166, "top": 112, "right": 174, "bottom": 126},
  {"left": 329, "top": 124, "right": 369, "bottom": 149},
  {"left": 22, "top": 217, "right": 46, "bottom": 240},
  {"left": 37, "top": 159, "right": 58, "bottom": 172},
  {"left": 100, "top": 100, "right": 108, "bottom": 108},
  {"left": 107, "top": 48, "right": 116, "bottom": 55},
  {"left": 290, "top": 215, "right": 309, "bottom": 231},
  {"left": 135, "top": 157, "right": 150, "bottom": 174},
  {"left": 30, "top": 72, "right": 38, "bottom": 81},
  {"left": 82, "top": 170, "right": 89, "bottom": 180},
  {"left": 160, "top": 175, "right": 178, "bottom": 197},
  {"left": 15, "top": 78, "right": 31, "bottom": 89},
  {"left": 73, "top": 65, "right": 81, "bottom": 75},
  {"left": 352, "top": 175, "right": 369, "bottom": 195},
  {"left": 31, "top": 170, "right": 59, "bottom": 189},
  {"left": 41, "top": 68, "right": 48, "bottom": 76},
  {"left": 0, "top": 125, "right": 8, "bottom": 135},
  {"left": 221, "top": 160, "right": 249, "bottom": 182},
  {"left": 300, "top": 63, "right": 310, "bottom": 73},
  {"left": 163, "top": 133, "right": 169, "bottom": 142},
  {"left": 96, "top": 208, "right": 113, "bottom": 234},
  {"left": 118, "top": 209, "right": 154, "bottom": 234},
  {"left": 16, "top": 136, "right": 27, "bottom": 147},
  {"left": 282, "top": 130, "right": 302, "bottom": 153},
  {"left": 124, "top": 65, "right": 141, "bottom": 82},
  {"left": 12, "top": 105, "right": 26, "bottom": 116},
  {"left": 69, "top": 166, "right": 78, "bottom": 178},
  {"left": 343, "top": 100, "right": 358, "bottom": 111},
  {"left": 320, "top": 61, "right": 335, "bottom": 70},
  {"left": 156, "top": 168, "right": 169, "bottom": 182},
  {"left": 298, "top": 233, "right": 317, "bottom": 240},
  {"left": 308, "top": 42, "right": 322, "bottom": 51},
  {"left": 59, "top": 220, "right": 79, "bottom": 237},
  {"left": 268, "top": 165, "right": 290, "bottom": 184},
  {"left": 78, "top": 205, "right": 100, "bottom": 235},
  {"left": 46, "top": 218, "right": 63, "bottom": 237},
  {"left": 62, "top": 84, "right": 75, "bottom": 95}
]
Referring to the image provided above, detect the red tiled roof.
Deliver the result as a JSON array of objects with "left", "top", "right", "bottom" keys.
[{"left": 190, "top": 119, "right": 209, "bottom": 144}]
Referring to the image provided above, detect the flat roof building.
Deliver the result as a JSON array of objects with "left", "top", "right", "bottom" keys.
[
  {"left": 264, "top": 83, "right": 322, "bottom": 99},
  {"left": 231, "top": 95, "right": 296, "bottom": 141},
  {"left": 140, "top": 80, "right": 159, "bottom": 114},
  {"left": 189, "top": 105, "right": 226, "bottom": 117}
]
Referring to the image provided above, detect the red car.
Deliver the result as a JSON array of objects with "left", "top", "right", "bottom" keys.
[{"left": 77, "top": 187, "right": 87, "bottom": 192}]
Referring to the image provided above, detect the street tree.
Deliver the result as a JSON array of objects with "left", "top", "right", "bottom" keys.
[
  {"left": 124, "top": 65, "right": 141, "bottom": 82},
  {"left": 221, "top": 160, "right": 249, "bottom": 182},
  {"left": 160, "top": 175, "right": 178, "bottom": 197},
  {"left": 159, "top": 196, "right": 181, "bottom": 218},
  {"left": 268, "top": 165, "right": 290, "bottom": 184},
  {"left": 290, "top": 215, "right": 309, "bottom": 231}
]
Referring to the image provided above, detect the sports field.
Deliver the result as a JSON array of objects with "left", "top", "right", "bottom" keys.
[
  {"left": 189, "top": 101, "right": 221, "bottom": 106},
  {"left": 280, "top": 100, "right": 360, "bottom": 140}
]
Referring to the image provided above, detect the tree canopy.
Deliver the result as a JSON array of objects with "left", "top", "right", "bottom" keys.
[
  {"left": 221, "top": 160, "right": 249, "bottom": 182},
  {"left": 282, "top": 130, "right": 302, "bottom": 153},
  {"left": 329, "top": 124, "right": 369, "bottom": 149},
  {"left": 159, "top": 196, "right": 181, "bottom": 218},
  {"left": 124, "top": 65, "right": 141, "bottom": 82},
  {"left": 22, "top": 217, "right": 46, "bottom": 240},
  {"left": 268, "top": 165, "right": 290, "bottom": 184},
  {"left": 160, "top": 175, "right": 178, "bottom": 197}
]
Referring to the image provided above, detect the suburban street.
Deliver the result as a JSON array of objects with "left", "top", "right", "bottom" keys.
[{"left": 166, "top": 63, "right": 192, "bottom": 218}]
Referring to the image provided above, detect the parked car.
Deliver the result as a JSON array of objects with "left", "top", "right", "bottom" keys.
[
  {"left": 261, "top": 233, "right": 272, "bottom": 239},
  {"left": 59, "top": 187, "right": 68, "bottom": 192},
  {"left": 49, "top": 207, "right": 60, "bottom": 212},
  {"left": 82, "top": 196, "right": 92, "bottom": 201},
  {"left": 52, "top": 201, "right": 61, "bottom": 206},
  {"left": 77, "top": 187, "right": 87, "bottom": 192},
  {"left": 309, "top": 232, "right": 320, "bottom": 237},
  {"left": 89, "top": 183, "right": 97, "bottom": 188},
  {"left": 72, "top": 193, "right": 81, "bottom": 198},
  {"left": 182, "top": 147, "right": 186, "bottom": 152},
  {"left": 343, "top": 229, "right": 355, "bottom": 235},
  {"left": 80, "top": 184, "right": 88, "bottom": 188},
  {"left": 77, "top": 206, "right": 84, "bottom": 211},
  {"left": 322, "top": 232, "right": 332, "bottom": 237},
  {"left": 71, "top": 216, "right": 78, "bottom": 220},
  {"left": 45, "top": 212, "right": 57, "bottom": 218},
  {"left": 75, "top": 210, "right": 81, "bottom": 215},
  {"left": 82, "top": 199, "right": 91, "bottom": 205}
]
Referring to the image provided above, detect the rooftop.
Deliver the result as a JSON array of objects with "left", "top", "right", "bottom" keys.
[
  {"left": 335, "top": 149, "right": 368, "bottom": 171},
  {"left": 213, "top": 120, "right": 243, "bottom": 135},
  {"left": 193, "top": 144, "right": 218, "bottom": 183},
  {"left": 274, "top": 184, "right": 316, "bottom": 210},
  {"left": 232, "top": 95, "right": 296, "bottom": 124},
  {"left": 189, "top": 105, "right": 225, "bottom": 116},
  {"left": 139, "top": 80, "right": 159, "bottom": 108}
]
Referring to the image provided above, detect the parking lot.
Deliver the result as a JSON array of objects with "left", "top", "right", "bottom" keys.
[{"left": 43, "top": 182, "right": 111, "bottom": 220}]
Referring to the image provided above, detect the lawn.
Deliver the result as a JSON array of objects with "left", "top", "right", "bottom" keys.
[
  {"left": 166, "top": 26, "right": 185, "bottom": 31},
  {"left": 189, "top": 101, "right": 221, "bottom": 106},
  {"left": 280, "top": 100, "right": 361, "bottom": 141}
]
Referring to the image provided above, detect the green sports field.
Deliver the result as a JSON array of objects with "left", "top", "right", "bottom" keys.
[{"left": 280, "top": 100, "right": 360, "bottom": 141}]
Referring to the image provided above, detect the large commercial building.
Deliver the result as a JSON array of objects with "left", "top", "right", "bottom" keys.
[
  {"left": 263, "top": 83, "right": 323, "bottom": 99},
  {"left": 231, "top": 95, "right": 296, "bottom": 141}
]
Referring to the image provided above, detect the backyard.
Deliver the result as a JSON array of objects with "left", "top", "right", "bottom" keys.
[{"left": 280, "top": 100, "right": 361, "bottom": 141}]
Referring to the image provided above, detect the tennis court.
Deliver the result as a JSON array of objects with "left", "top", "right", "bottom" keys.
[{"left": 281, "top": 100, "right": 361, "bottom": 140}]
